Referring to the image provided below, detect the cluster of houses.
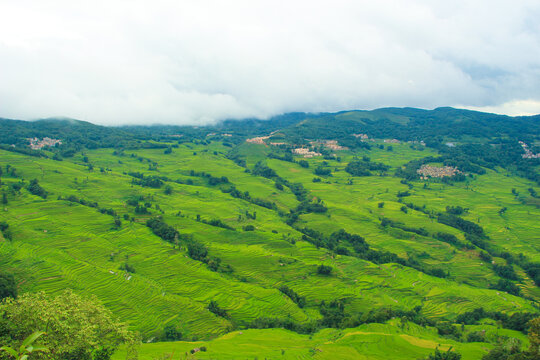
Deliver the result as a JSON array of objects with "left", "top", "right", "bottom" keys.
[
  {"left": 246, "top": 130, "right": 281, "bottom": 145},
  {"left": 417, "top": 165, "right": 462, "bottom": 179},
  {"left": 205, "top": 133, "right": 232, "bottom": 137},
  {"left": 519, "top": 141, "right": 540, "bottom": 159},
  {"left": 353, "top": 134, "right": 426, "bottom": 147},
  {"left": 309, "top": 139, "right": 348, "bottom": 151},
  {"left": 246, "top": 132, "right": 349, "bottom": 156},
  {"left": 245, "top": 131, "right": 429, "bottom": 158},
  {"left": 28, "top": 137, "right": 62, "bottom": 150},
  {"left": 292, "top": 148, "right": 322, "bottom": 158},
  {"left": 246, "top": 135, "right": 271, "bottom": 144}
]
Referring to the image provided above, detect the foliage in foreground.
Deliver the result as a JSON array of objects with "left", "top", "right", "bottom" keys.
[
  {"left": 481, "top": 317, "right": 540, "bottom": 360},
  {"left": 0, "top": 290, "right": 139, "bottom": 360},
  {"left": 0, "top": 332, "right": 48, "bottom": 360}
]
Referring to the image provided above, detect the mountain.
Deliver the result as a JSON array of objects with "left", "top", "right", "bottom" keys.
[{"left": 0, "top": 117, "right": 136, "bottom": 149}]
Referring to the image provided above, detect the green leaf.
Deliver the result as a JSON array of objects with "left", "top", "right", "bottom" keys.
[
  {"left": 30, "top": 346, "right": 48, "bottom": 353},
  {"left": 0, "top": 346, "right": 18, "bottom": 358},
  {"left": 21, "top": 331, "right": 45, "bottom": 348},
  {"left": 19, "top": 355, "right": 28, "bottom": 360}
]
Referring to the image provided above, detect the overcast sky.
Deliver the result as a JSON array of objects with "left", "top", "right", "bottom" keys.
[{"left": 1, "top": 1, "right": 540, "bottom": 125}]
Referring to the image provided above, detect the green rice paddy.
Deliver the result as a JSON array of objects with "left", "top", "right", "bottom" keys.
[{"left": 1, "top": 138, "right": 538, "bottom": 358}]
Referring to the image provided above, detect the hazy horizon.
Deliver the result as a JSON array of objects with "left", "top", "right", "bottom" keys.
[
  {"left": 3, "top": 105, "right": 540, "bottom": 128},
  {"left": 1, "top": 1, "right": 540, "bottom": 125}
]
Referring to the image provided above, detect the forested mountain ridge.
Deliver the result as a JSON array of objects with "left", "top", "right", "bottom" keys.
[
  {"left": 2, "top": 107, "right": 539, "bottom": 146},
  {"left": 2, "top": 107, "right": 538, "bottom": 184}
]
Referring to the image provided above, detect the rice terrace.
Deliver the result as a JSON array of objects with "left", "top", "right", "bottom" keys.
[{"left": 0, "top": 108, "right": 539, "bottom": 359}]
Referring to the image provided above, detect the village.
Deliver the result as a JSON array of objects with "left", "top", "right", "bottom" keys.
[
  {"left": 519, "top": 141, "right": 540, "bottom": 159},
  {"left": 291, "top": 148, "right": 322, "bottom": 158},
  {"left": 245, "top": 132, "right": 429, "bottom": 159},
  {"left": 28, "top": 137, "right": 62, "bottom": 150},
  {"left": 309, "top": 139, "right": 348, "bottom": 151},
  {"left": 416, "top": 164, "right": 462, "bottom": 179},
  {"left": 245, "top": 131, "right": 353, "bottom": 157}
]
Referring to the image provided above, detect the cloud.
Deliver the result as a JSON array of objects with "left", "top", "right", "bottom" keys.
[
  {"left": 463, "top": 99, "right": 540, "bottom": 116},
  {"left": 0, "top": 0, "right": 539, "bottom": 125}
]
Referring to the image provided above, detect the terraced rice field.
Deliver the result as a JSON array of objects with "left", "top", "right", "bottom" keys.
[
  {"left": 1, "top": 138, "right": 539, "bottom": 358},
  {"left": 112, "top": 322, "right": 496, "bottom": 360}
]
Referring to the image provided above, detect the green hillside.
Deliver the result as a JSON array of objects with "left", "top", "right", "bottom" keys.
[{"left": 0, "top": 108, "right": 539, "bottom": 359}]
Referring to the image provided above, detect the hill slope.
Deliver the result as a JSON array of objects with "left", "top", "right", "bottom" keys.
[{"left": 0, "top": 107, "right": 539, "bottom": 358}]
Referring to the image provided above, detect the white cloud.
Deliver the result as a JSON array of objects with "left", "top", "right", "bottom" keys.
[
  {"left": 0, "top": 0, "right": 539, "bottom": 125},
  {"left": 463, "top": 99, "right": 540, "bottom": 116}
]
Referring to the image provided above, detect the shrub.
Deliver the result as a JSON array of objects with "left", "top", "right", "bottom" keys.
[
  {"left": 187, "top": 241, "right": 208, "bottom": 261},
  {"left": 317, "top": 265, "right": 332, "bottom": 275},
  {"left": 146, "top": 217, "right": 179, "bottom": 243},
  {"left": 493, "top": 264, "right": 519, "bottom": 281},
  {"left": 120, "top": 262, "right": 136, "bottom": 274},
  {"left": 27, "top": 179, "right": 48, "bottom": 199},
  {"left": 427, "top": 348, "right": 461, "bottom": 360},
  {"left": 397, "top": 190, "right": 410, "bottom": 198},
  {"left": 279, "top": 285, "right": 306, "bottom": 308},
  {"left": 208, "top": 300, "right": 229, "bottom": 319},
  {"left": 491, "top": 279, "right": 521, "bottom": 296},
  {"left": 161, "top": 324, "right": 182, "bottom": 341},
  {"left": 314, "top": 166, "right": 331, "bottom": 176},
  {"left": 0, "top": 272, "right": 17, "bottom": 300}
]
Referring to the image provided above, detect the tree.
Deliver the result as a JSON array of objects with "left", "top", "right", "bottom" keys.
[
  {"left": 1, "top": 193, "right": 7, "bottom": 205},
  {"left": 207, "top": 301, "right": 228, "bottom": 319},
  {"left": 482, "top": 317, "right": 539, "bottom": 359},
  {"left": 482, "top": 338, "right": 523, "bottom": 360},
  {"left": 529, "top": 317, "right": 540, "bottom": 358},
  {"left": 161, "top": 324, "right": 182, "bottom": 342},
  {"left": 0, "top": 272, "right": 17, "bottom": 300},
  {"left": 27, "top": 179, "right": 47, "bottom": 199},
  {"left": 427, "top": 347, "right": 461, "bottom": 360},
  {"left": 317, "top": 265, "right": 332, "bottom": 276},
  {"left": 279, "top": 285, "right": 306, "bottom": 308},
  {"left": 0, "top": 221, "right": 11, "bottom": 241},
  {"left": 0, "top": 290, "right": 139, "bottom": 360},
  {"left": 491, "top": 279, "right": 521, "bottom": 296},
  {"left": 314, "top": 166, "right": 331, "bottom": 176},
  {"left": 187, "top": 241, "right": 208, "bottom": 261}
]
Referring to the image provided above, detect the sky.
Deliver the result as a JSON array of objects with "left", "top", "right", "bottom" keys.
[{"left": 1, "top": 0, "right": 540, "bottom": 125}]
